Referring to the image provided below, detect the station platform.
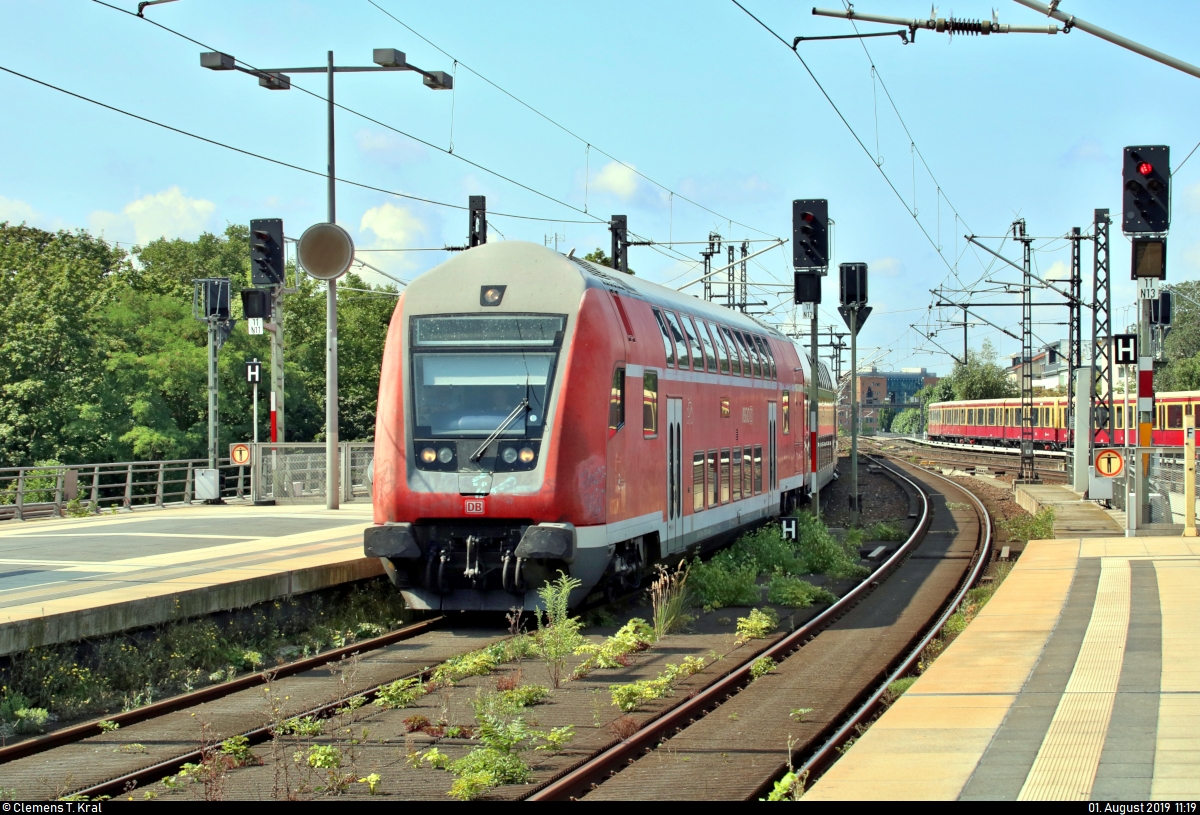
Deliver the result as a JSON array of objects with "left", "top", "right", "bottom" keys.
[
  {"left": 0, "top": 503, "right": 378, "bottom": 655},
  {"left": 805, "top": 533, "right": 1200, "bottom": 800},
  {"left": 1014, "top": 482, "right": 1124, "bottom": 538}
]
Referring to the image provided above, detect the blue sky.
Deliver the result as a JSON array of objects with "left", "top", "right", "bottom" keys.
[{"left": 3, "top": 0, "right": 1199, "bottom": 377}]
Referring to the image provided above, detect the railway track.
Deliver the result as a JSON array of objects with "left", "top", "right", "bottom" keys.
[
  {"left": 3, "top": 457, "right": 992, "bottom": 801},
  {"left": 0, "top": 616, "right": 522, "bottom": 799},
  {"left": 870, "top": 437, "right": 1068, "bottom": 481},
  {"left": 527, "top": 455, "right": 992, "bottom": 801}
]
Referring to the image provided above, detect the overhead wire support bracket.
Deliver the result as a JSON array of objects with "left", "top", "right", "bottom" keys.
[
  {"left": 793, "top": 30, "right": 910, "bottom": 46},
  {"left": 966, "top": 234, "right": 1089, "bottom": 307},
  {"left": 811, "top": 6, "right": 1061, "bottom": 37}
]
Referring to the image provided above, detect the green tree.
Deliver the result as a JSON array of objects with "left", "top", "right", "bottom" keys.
[
  {"left": 582, "top": 248, "right": 634, "bottom": 275},
  {"left": 0, "top": 221, "right": 396, "bottom": 468},
  {"left": 878, "top": 407, "right": 896, "bottom": 432},
  {"left": 949, "top": 339, "right": 1018, "bottom": 400},
  {"left": 1156, "top": 281, "right": 1200, "bottom": 391},
  {"left": 0, "top": 223, "right": 130, "bottom": 466},
  {"left": 891, "top": 407, "right": 922, "bottom": 434}
]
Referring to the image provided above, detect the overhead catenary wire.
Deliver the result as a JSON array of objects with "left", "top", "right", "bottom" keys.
[
  {"left": 87, "top": 0, "right": 734, "bottom": 268},
  {"left": 366, "top": 0, "right": 780, "bottom": 241},
  {"left": 0, "top": 63, "right": 594, "bottom": 227}
]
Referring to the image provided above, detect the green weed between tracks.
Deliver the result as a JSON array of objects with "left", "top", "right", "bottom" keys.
[
  {"left": 998, "top": 507, "right": 1056, "bottom": 543},
  {"left": 0, "top": 577, "right": 409, "bottom": 725},
  {"left": 688, "top": 514, "right": 868, "bottom": 610}
]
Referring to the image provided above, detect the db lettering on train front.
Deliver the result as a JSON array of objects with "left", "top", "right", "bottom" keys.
[{"left": 463, "top": 499, "right": 486, "bottom": 515}]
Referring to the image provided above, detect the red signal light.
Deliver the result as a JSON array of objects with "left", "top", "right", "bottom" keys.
[
  {"left": 1138, "top": 161, "right": 1153, "bottom": 176},
  {"left": 801, "top": 211, "right": 815, "bottom": 222}
]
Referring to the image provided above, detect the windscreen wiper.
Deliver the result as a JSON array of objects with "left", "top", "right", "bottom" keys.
[{"left": 470, "top": 398, "right": 529, "bottom": 462}]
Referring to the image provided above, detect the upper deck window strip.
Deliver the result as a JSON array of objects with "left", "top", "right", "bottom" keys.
[{"left": 651, "top": 307, "right": 675, "bottom": 368}]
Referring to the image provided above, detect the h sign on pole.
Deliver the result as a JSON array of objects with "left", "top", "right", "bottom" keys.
[{"left": 1113, "top": 334, "right": 1137, "bottom": 365}]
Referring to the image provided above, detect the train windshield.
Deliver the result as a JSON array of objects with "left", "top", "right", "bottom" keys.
[{"left": 411, "top": 314, "right": 565, "bottom": 439}]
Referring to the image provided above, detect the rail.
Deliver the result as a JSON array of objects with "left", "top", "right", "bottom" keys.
[
  {"left": 0, "top": 458, "right": 252, "bottom": 521},
  {"left": 526, "top": 463, "right": 933, "bottom": 801},
  {"left": 789, "top": 456, "right": 993, "bottom": 791}
]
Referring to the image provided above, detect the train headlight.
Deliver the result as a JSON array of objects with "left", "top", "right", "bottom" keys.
[
  {"left": 501, "top": 448, "right": 519, "bottom": 464},
  {"left": 420, "top": 447, "right": 437, "bottom": 464},
  {"left": 437, "top": 447, "right": 454, "bottom": 464},
  {"left": 519, "top": 447, "right": 536, "bottom": 464},
  {"left": 479, "top": 285, "right": 506, "bottom": 306}
]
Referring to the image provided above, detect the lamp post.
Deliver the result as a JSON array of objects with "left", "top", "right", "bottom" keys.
[{"left": 202, "top": 48, "right": 451, "bottom": 509}]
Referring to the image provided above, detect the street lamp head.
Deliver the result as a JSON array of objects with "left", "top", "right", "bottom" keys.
[
  {"left": 200, "top": 51, "right": 236, "bottom": 70},
  {"left": 373, "top": 48, "right": 407, "bottom": 68},
  {"left": 258, "top": 72, "right": 291, "bottom": 91},
  {"left": 423, "top": 71, "right": 453, "bottom": 90}
]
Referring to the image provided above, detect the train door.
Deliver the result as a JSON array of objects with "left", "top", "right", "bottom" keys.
[
  {"left": 666, "top": 397, "right": 684, "bottom": 553},
  {"left": 768, "top": 401, "right": 777, "bottom": 490}
]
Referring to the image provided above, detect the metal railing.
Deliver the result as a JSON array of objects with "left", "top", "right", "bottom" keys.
[
  {"left": 1106, "top": 447, "right": 1197, "bottom": 534},
  {"left": 0, "top": 458, "right": 251, "bottom": 521},
  {"left": 250, "top": 443, "right": 374, "bottom": 504}
]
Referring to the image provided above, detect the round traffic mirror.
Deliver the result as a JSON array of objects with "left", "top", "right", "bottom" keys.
[{"left": 297, "top": 222, "right": 355, "bottom": 281}]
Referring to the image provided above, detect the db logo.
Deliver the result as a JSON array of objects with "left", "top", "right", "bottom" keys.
[{"left": 463, "top": 499, "right": 486, "bottom": 515}]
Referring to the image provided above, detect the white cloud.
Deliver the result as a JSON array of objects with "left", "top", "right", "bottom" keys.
[
  {"left": 1185, "top": 181, "right": 1200, "bottom": 213},
  {"left": 591, "top": 161, "right": 639, "bottom": 201},
  {"left": 357, "top": 202, "right": 428, "bottom": 283},
  {"left": 1043, "top": 259, "right": 1071, "bottom": 281},
  {"left": 870, "top": 257, "right": 903, "bottom": 277},
  {"left": 355, "top": 129, "right": 428, "bottom": 166},
  {"left": 89, "top": 186, "right": 216, "bottom": 245},
  {"left": 1061, "top": 138, "right": 1108, "bottom": 164},
  {"left": 0, "top": 196, "right": 38, "bottom": 225}
]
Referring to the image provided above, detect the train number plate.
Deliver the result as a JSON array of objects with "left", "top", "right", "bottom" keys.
[{"left": 463, "top": 498, "right": 486, "bottom": 515}]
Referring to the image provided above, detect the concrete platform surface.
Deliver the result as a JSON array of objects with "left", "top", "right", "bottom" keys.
[
  {"left": 1014, "top": 483, "right": 1124, "bottom": 538},
  {"left": 805, "top": 534, "right": 1200, "bottom": 801},
  {"left": 0, "top": 503, "right": 378, "bottom": 655}
]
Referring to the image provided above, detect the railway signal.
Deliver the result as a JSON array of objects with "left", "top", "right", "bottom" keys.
[
  {"left": 250, "top": 218, "right": 285, "bottom": 285},
  {"left": 1122, "top": 146, "right": 1170, "bottom": 235},
  {"left": 837, "top": 262, "right": 870, "bottom": 523},
  {"left": 792, "top": 199, "right": 829, "bottom": 270}
]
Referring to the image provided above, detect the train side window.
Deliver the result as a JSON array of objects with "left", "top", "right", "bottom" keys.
[
  {"left": 694, "top": 317, "right": 718, "bottom": 372},
  {"left": 720, "top": 449, "right": 731, "bottom": 503},
  {"left": 707, "top": 450, "right": 719, "bottom": 507},
  {"left": 967, "top": 408, "right": 973, "bottom": 424},
  {"left": 682, "top": 315, "right": 706, "bottom": 371},
  {"left": 754, "top": 445, "right": 763, "bottom": 494},
  {"left": 651, "top": 308, "right": 675, "bottom": 368},
  {"left": 693, "top": 452, "right": 705, "bottom": 512},
  {"left": 1116, "top": 405, "right": 1124, "bottom": 429},
  {"left": 743, "top": 446, "right": 753, "bottom": 497},
  {"left": 664, "top": 311, "right": 691, "bottom": 370},
  {"left": 988, "top": 408, "right": 996, "bottom": 426},
  {"left": 707, "top": 322, "right": 731, "bottom": 375},
  {"left": 732, "top": 448, "right": 743, "bottom": 501},
  {"left": 756, "top": 336, "right": 777, "bottom": 380},
  {"left": 740, "top": 331, "right": 762, "bottom": 378},
  {"left": 720, "top": 326, "right": 744, "bottom": 376},
  {"left": 737, "top": 331, "right": 760, "bottom": 378},
  {"left": 643, "top": 371, "right": 658, "bottom": 438},
  {"left": 608, "top": 367, "right": 625, "bottom": 433},
  {"left": 782, "top": 390, "right": 790, "bottom": 434}
]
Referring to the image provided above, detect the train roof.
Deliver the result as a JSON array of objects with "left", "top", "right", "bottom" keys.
[{"left": 403, "top": 240, "right": 831, "bottom": 385}]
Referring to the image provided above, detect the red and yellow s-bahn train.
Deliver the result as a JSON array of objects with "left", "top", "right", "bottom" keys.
[
  {"left": 364, "top": 241, "right": 838, "bottom": 610},
  {"left": 928, "top": 392, "right": 1200, "bottom": 450}
]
